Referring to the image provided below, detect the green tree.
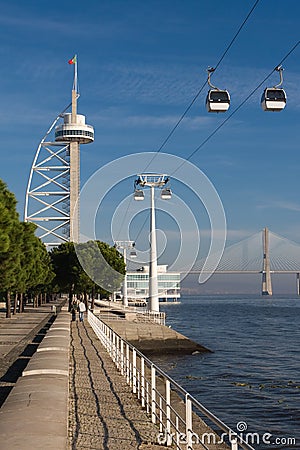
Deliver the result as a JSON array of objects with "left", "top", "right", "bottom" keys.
[
  {"left": 0, "top": 180, "right": 54, "bottom": 316},
  {"left": 25, "top": 235, "right": 55, "bottom": 307},
  {"left": 50, "top": 242, "right": 82, "bottom": 310},
  {"left": 15, "top": 222, "right": 38, "bottom": 312},
  {"left": 50, "top": 240, "right": 125, "bottom": 310},
  {"left": 0, "top": 180, "right": 22, "bottom": 317}
]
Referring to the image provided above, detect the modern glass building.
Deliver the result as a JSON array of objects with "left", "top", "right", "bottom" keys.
[{"left": 126, "top": 265, "right": 180, "bottom": 303}]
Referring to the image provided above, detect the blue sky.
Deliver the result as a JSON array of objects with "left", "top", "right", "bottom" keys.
[{"left": 0, "top": 0, "right": 299, "bottom": 290}]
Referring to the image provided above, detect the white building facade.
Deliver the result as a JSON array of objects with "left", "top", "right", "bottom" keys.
[{"left": 126, "top": 265, "right": 180, "bottom": 303}]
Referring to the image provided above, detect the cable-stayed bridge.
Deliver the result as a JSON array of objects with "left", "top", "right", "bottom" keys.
[{"left": 187, "top": 228, "right": 300, "bottom": 295}]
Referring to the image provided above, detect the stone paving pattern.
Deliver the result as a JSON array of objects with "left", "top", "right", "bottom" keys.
[{"left": 69, "top": 320, "right": 163, "bottom": 450}]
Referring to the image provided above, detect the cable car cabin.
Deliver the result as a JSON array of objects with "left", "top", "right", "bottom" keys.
[
  {"left": 134, "top": 189, "right": 144, "bottom": 201},
  {"left": 161, "top": 188, "right": 172, "bottom": 200},
  {"left": 261, "top": 88, "right": 286, "bottom": 111},
  {"left": 206, "top": 89, "right": 230, "bottom": 113}
]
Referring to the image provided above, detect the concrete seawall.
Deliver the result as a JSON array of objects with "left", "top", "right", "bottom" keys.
[
  {"left": 102, "top": 318, "right": 211, "bottom": 355},
  {"left": 0, "top": 310, "right": 70, "bottom": 450},
  {"left": 96, "top": 306, "right": 211, "bottom": 355}
]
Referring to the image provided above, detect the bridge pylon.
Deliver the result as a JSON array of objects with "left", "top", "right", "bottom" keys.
[
  {"left": 296, "top": 273, "right": 300, "bottom": 296},
  {"left": 262, "top": 227, "right": 272, "bottom": 295}
]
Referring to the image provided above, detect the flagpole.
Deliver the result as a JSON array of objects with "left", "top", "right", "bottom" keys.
[
  {"left": 74, "top": 54, "right": 78, "bottom": 94},
  {"left": 71, "top": 55, "right": 78, "bottom": 122}
]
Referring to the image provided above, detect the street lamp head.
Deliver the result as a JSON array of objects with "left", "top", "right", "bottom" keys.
[
  {"left": 136, "top": 173, "right": 169, "bottom": 187},
  {"left": 114, "top": 240, "right": 136, "bottom": 250}
]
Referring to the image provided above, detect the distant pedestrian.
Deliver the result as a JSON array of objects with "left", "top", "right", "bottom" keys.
[
  {"left": 78, "top": 300, "right": 86, "bottom": 322},
  {"left": 71, "top": 300, "right": 77, "bottom": 321}
]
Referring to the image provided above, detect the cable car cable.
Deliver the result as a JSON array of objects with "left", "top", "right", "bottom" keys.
[
  {"left": 125, "top": 40, "right": 298, "bottom": 254},
  {"left": 115, "top": 0, "right": 262, "bottom": 244},
  {"left": 171, "top": 40, "right": 300, "bottom": 176},
  {"left": 129, "top": 40, "right": 299, "bottom": 249},
  {"left": 142, "top": 0, "right": 261, "bottom": 172},
  {"left": 213, "top": 0, "right": 261, "bottom": 72},
  {"left": 114, "top": 199, "right": 134, "bottom": 241},
  {"left": 133, "top": 212, "right": 150, "bottom": 244},
  {"left": 124, "top": 1, "right": 262, "bottom": 247}
]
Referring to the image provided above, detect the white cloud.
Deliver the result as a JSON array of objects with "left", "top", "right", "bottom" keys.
[
  {"left": 86, "top": 59, "right": 300, "bottom": 111},
  {"left": 0, "top": 10, "right": 125, "bottom": 39},
  {"left": 257, "top": 200, "right": 300, "bottom": 212},
  {"left": 91, "top": 111, "right": 214, "bottom": 130}
]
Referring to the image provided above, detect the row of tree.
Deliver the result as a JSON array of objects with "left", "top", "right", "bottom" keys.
[
  {"left": 0, "top": 179, "right": 125, "bottom": 318},
  {"left": 0, "top": 179, "right": 54, "bottom": 317}
]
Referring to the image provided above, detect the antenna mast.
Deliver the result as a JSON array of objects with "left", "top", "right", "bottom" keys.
[{"left": 70, "top": 54, "right": 79, "bottom": 122}]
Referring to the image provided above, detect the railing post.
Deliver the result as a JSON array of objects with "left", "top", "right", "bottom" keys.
[
  {"left": 159, "top": 397, "right": 163, "bottom": 432},
  {"left": 126, "top": 344, "right": 130, "bottom": 384},
  {"left": 231, "top": 436, "right": 238, "bottom": 450},
  {"left": 137, "top": 370, "right": 141, "bottom": 399},
  {"left": 166, "top": 379, "right": 172, "bottom": 446},
  {"left": 120, "top": 340, "right": 124, "bottom": 375},
  {"left": 116, "top": 335, "right": 120, "bottom": 369},
  {"left": 107, "top": 326, "right": 111, "bottom": 351},
  {"left": 103, "top": 323, "right": 107, "bottom": 347},
  {"left": 151, "top": 365, "right": 156, "bottom": 424},
  {"left": 176, "top": 416, "right": 180, "bottom": 448},
  {"left": 132, "top": 348, "right": 137, "bottom": 394},
  {"left": 101, "top": 323, "right": 105, "bottom": 345},
  {"left": 108, "top": 328, "right": 112, "bottom": 355},
  {"left": 112, "top": 332, "right": 116, "bottom": 363},
  {"left": 146, "top": 379, "right": 150, "bottom": 413},
  {"left": 141, "top": 357, "right": 145, "bottom": 408},
  {"left": 186, "top": 394, "right": 193, "bottom": 450}
]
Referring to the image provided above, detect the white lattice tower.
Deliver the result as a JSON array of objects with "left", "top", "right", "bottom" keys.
[{"left": 24, "top": 58, "right": 94, "bottom": 248}]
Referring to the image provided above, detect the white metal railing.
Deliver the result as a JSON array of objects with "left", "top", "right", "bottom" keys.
[
  {"left": 94, "top": 300, "right": 166, "bottom": 325},
  {"left": 136, "top": 311, "right": 166, "bottom": 325},
  {"left": 93, "top": 299, "right": 165, "bottom": 325},
  {"left": 88, "top": 310, "right": 255, "bottom": 450}
]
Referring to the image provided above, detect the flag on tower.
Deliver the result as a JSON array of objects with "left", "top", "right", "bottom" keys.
[{"left": 68, "top": 55, "right": 77, "bottom": 65}]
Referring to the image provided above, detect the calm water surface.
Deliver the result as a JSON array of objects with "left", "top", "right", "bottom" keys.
[{"left": 153, "top": 296, "right": 299, "bottom": 449}]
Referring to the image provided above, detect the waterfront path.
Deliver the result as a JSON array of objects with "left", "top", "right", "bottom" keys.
[
  {"left": 0, "top": 306, "right": 229, "bottom": 450},
  {"left": 69, "top": 320, "right": 162, "bottom": 450}
]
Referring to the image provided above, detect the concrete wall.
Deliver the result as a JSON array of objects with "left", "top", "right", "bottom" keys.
[{"left": 0, "top": 310, "right": 70, "bottom": 450}]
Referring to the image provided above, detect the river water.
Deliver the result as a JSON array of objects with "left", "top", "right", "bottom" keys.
[{"left": 153, "top": 296, "right": 299, "bottom": 449}]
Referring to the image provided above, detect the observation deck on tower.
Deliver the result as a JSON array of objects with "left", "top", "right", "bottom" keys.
[{"left": 55, "top": 113, "right": 94, "bottom": 144}]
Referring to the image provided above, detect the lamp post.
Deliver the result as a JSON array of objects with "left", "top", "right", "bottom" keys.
[
  {"left": 114, "top": 240, "right": 136, "bottom": 307},
  {"left": 134, "top": 174, "right": 171, "bottom": 312}
]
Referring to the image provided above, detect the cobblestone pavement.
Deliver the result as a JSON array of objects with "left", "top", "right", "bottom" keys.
[{"left": 69, "top": 321, "right": 163, "bottom": 450}]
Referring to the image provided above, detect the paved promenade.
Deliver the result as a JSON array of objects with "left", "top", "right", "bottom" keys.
[
  {"left": 0, "top": 305, "right": 229, "bottom": 449},
  {"left": 69, "top": 320, "right": 162, "bottom": 450}
]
